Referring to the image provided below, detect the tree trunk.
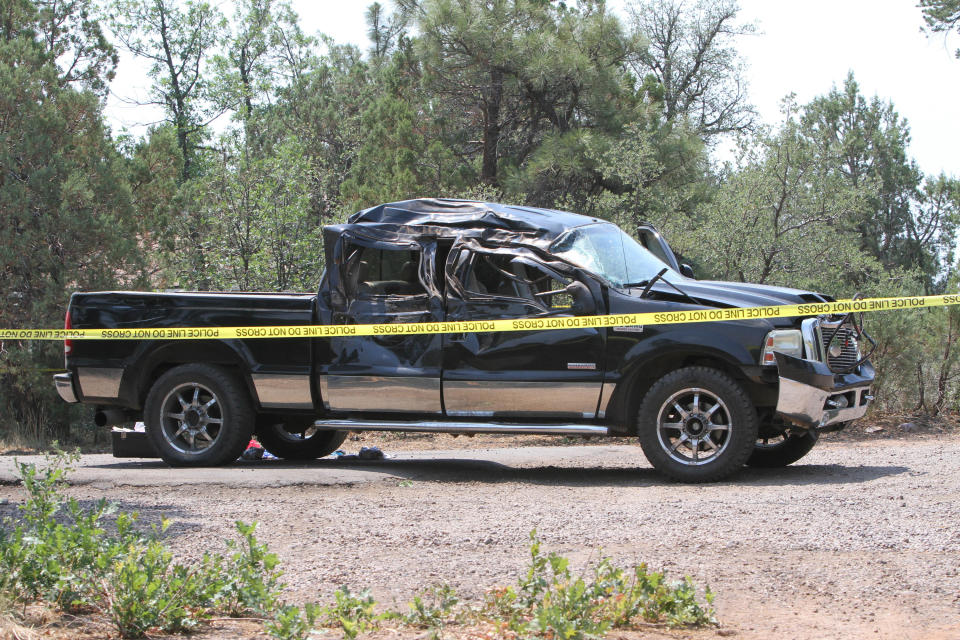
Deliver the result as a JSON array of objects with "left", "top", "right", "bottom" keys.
[
  {"left": 480, "top": 68, "right": 503, "bottom": 185},
  {"left": 158, "top": 4, "right": 191, "bottom": 181},
  {"left": 239, "top": 44, "right": 256, "bottom": 149},
  {"left": 935, "top": 312, "right": 958, "bottom": 415},
  {"left": 175, "top": 118, "right": 191, "bottom": 181},
  {"left": 915, "top": 361, "right": 926, "bottom": 412}
]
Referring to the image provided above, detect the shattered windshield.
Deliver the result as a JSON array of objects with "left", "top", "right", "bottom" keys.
[{"left": 550, "top": 223, "right": 681, "bottom": 288}]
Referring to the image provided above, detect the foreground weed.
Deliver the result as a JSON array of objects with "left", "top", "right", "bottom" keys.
[
  {"left": 405, "top": 583, "right": 460, "bottom": 630},
  {"left": 321, "top": 586, "right": 383, "bottom": 639},
  {"left": 0, "top": 454, "right": 716, "bottom": 640},
  {"left": 265, "top": 602, "right": 322, "bottom": 640},
  {"left": 1, "top": 449, "right": 114, "bottom": 608},
  {"left": 591, "top": 556, "right": 715, "bottom": 627},
  {"left": 222, "top": 521, "right": 285, "bottom": 615},
  {"left": 266, "top": 589, "right": 381, "bottom": 640},
  {"left": 104, "top": 524, "right": 197, "bottom": 636},
  {"left": 0, "top": 452, "right": 285, "bottom": 638},
  {"left": 485, "top": 530, "right": 715, "bottom": 639}
]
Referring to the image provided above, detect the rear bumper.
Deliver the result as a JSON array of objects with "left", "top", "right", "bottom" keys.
[
  {"left": 774, "top": 353, "right": 874, "bottom": 429},
  {"left": 53, "top": 372, "right": 79, "bottom": 404}
]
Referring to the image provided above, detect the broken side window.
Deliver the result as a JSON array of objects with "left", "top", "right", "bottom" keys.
[
  {"left": 461, "top": 252, "right": 573, "bottom": 310},
  {"left": 343, "top": 243, "right": 426, "bottom": 298}
]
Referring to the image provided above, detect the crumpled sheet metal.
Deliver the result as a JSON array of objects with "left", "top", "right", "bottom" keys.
[{"left": 347, "top": 198, "right": 602, "bottom": 247}]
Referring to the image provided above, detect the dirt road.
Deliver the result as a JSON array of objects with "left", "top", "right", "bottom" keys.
[{"left": 1, "top": 435, "right": 958, "bottom": 639}]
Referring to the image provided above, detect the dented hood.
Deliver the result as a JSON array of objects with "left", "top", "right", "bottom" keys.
[{"left": 636, "top": 279, "right": 830, "bottom": 309}]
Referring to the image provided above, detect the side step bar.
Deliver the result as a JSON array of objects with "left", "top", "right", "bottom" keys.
[{"left": 313, "top": 419, "right": 609, "bottom": 436}]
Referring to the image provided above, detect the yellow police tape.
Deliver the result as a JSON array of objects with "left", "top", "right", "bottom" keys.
[{"left": 0, "top": 293, "right": 958, "bottom": 341}]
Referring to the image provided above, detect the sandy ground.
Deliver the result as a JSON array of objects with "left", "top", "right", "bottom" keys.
[{"left": 2, "top": 430, "right": 959, "bottom": 639}]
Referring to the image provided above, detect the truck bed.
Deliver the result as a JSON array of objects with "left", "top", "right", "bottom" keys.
[{"left": 67, "top": 290, "right": 318, "bottom": 408}]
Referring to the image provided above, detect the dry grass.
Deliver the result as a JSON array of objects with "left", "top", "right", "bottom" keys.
[
  {"left": 0, "top": 614, "right": 35, "bottom": 640},
  {"left": 0, "top": 603, "right": 151, "bottom": 640},
  {"left": 831, "top": 408, "right": 960, "bottom": 441}
]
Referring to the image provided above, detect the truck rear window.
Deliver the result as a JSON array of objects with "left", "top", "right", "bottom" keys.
[{"left": 344, "top": 244, "right": 426, "bottom": 297}]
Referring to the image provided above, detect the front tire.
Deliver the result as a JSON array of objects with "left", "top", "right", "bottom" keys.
[
  {"left": 637, "top": 366, "right": 759, "bottom": 482},
  {"left": 144, "top": 364, "right": 254, "bottom": 467},
  {"left": 256, "top": 421, "right": 347, "bottom": 460},
  {"left": 746, "top": 430, "right": 819, "bottom": 468}
]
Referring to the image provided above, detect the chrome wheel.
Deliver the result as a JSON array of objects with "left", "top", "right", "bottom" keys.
[
  {"left": 656, "top": 387, "right": 732, "bottom": 466},
  {"left": 639, "top": 367, "right": 758, "bottom": 482},
  {"left": 160, "top": 382, "right": 223, "bottom": 454}
]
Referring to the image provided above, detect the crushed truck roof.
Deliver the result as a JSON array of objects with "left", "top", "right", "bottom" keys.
[{"left": 347, "top": 198, "right": 604, "bottom": 243}]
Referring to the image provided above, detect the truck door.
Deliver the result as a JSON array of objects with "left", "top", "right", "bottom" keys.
[
  {"left": 441, "top": 241, "right": 605, "bottom": 418},
  {"left": 318, "top": 231, "right": 444, "bottom": 413}
]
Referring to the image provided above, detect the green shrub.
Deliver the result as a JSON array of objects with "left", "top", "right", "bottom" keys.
[
  {"left": 0, "top": 450, "right": 114, "bottom": 608},
  {"left": 321, "top": 586, "right": 384, "bottom": 639},
  {"left": 221, "top": 520, "right": 285, "bottom": 615},
  {"left": 405, "top": 583, "right": 460, "bottom": 629},
  {"left": 0, "top": 451, "right": 285, "bottom": 638},
  {"left": 265, "top": 602, "right": 322, "bottom": 640},
  {"left": 0, "top": 455, "right": 717, "bottom": 640},
  {"left": 485, "top": 531, "right": 715, "bottom": 639}
]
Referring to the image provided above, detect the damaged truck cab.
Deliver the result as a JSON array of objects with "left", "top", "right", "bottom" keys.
[{"left": 54, "top": 199, "right": 875, "bottom": 482}]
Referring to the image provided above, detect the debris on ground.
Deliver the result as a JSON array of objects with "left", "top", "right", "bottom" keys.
[
  {"left": 359, "top": 446, "right": 384, "bottom": 460},
  {"left": 865, "top": 425, "right": 884, "bottom": 434},
  {"left": 240, "top": 438, "right": 276, "bottom": 460},
  {"left": 241, "top": 438, "right": 264, "bottom": 460},
  {"left": 328, "top": 446, "right": 386, "bottom": 461}
]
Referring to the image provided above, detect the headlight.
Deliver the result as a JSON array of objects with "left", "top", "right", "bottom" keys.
[{"left": 760, "top": 329, "right": 803, "bottom": 365}]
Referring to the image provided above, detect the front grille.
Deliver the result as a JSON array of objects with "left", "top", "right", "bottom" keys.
[{"left": 819, "top": 322, "right": 860, "bottom": 372}]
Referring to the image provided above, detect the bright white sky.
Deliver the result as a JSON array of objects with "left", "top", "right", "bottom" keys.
[{"left": 105, "top": 0, "right": 960, "bottom": 178}]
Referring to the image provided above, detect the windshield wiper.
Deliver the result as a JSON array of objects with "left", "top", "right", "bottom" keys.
[
  {"left": 622, "top": 268, "right": 668, "bottom": 296},
  {"left": 624, "top": 268, "right": 703, "bottom": 306}
]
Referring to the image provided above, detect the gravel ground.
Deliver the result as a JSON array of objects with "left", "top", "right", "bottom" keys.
[{"left": 2, "top": 434, "right": 959, "bottom": 639}]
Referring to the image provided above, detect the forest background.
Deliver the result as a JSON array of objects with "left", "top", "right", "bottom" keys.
[{"left": 1, "top": 0, "right": 959, "bottom": 444}]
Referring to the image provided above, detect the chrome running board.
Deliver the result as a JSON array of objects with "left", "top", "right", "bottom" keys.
[{"left": 313, "top": 419, "right": 609, "bottom": 436}]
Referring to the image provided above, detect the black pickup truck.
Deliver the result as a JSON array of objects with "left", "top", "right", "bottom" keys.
[{"left": 53, "top": 199, "right": 874, "bottom": 481}]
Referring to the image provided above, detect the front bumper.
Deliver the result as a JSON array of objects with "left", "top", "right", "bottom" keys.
[
  {"left": 774, "top": 353, "right": 874, "bottom": 429},
  {"left": 53, "top": 372, "right": 79, "bottom": 403}
]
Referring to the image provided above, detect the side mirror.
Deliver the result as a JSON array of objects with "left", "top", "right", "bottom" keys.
[
  {"left": 567, "top": 281, "right": 597, "bottom": 316},
  {"left": 679, "top": 263, "right": 695, "bottom": 279}
]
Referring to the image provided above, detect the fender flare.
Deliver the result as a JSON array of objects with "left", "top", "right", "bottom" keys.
[
  {"left": 604, "top": 331, "right": 765, "bottom": 432},
  {"left": 122, "top": 339, "right": 257, "bottom": 409}
]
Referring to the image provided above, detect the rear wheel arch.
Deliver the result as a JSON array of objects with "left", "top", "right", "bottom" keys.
[{"left": 136, "top": 341, "right": 250, "bottom": 407}]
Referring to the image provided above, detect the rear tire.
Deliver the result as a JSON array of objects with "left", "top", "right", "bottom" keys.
[
  {"left": 746, "top": 430, "right": 819, "bottom": 467},
  {"left": 637, "top": 366, "right": 758, "bottom": 483},
  {"left": 256, "top": 421, "right": 347, "bottom": 460},
  {"left": 144, "top": 364, "right": 254, "bottom": 467}
]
